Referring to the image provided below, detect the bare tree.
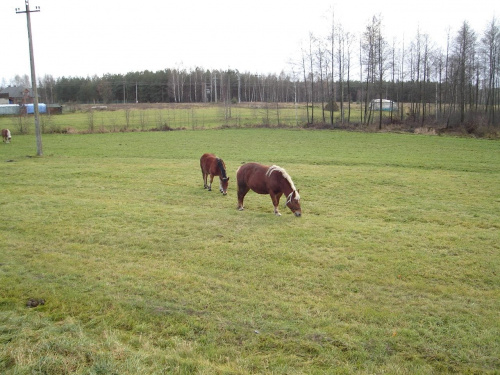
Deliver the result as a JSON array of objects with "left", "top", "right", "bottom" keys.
[
  {"left": 12, "top": 74, "right": 31, "bottom": 88},
  {"left": 361, "top": 15, "right": 384, "bottom": 126},
  {"left": 329, "top": 8, "right": 336, "bottom": 124},
  {"left": 337, "top": 24, "right": 345, "bottom": 124},
  {"left": 453, "top": 21, "right": 477, "bottom": 124},
  {"left": 376, "top": 16, "right": 388, "bottom": 130},
  {"left": 359, "top": 38, "right": 364, "bottom": 124},
  {"left": 420, "top": 33, "right": 432, "bottom": 125},
  {"left": 39, "top": 74, "right": 55, "bottom": 104},
  {"left": 399, "top": 36, "right": 406, "bottom": 121},
  {"left": 309, "top": 33, "right": 315, "bottom": 124},
  {"left": 481, "top": 17, "right": 499, "bottom": 125},
  {"left": 345, "top": 32, "right": 354, "bottom": 123},
  {"left": 389, "top": 38, "right": 397, "bottom": 123},
  {"left": 301, "top": 47, "right": 310, "bottom": 123},
  {"left": 434, "top": 48, "right": 445, "bottom": 122},
  {"left": 316, "top": 39, "right": 327, "bottom": 122}
]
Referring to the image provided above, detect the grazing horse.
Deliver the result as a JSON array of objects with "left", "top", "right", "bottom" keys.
[
  {"left": 2, "top": 129, "right": 12, "bottom": 143},
  {"left": 200, "top": 153, "right": 229, "bottom": 195},
  {"left": 237, "top": 162, "right": 301, "bottom": 216}
]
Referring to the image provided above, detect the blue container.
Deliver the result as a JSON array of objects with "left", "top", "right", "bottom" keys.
[{"left": 26, "top": 103, "right": 47, "bottom": 114}]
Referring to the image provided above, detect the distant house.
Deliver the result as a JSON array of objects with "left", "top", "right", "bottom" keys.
[
  {"left": 0, "top": 93, "right": 9, "bottom": 104},
  {"left": 0, "top": 86, "right": 36, "bottom": 105},
  {"left": 0, "top": 86, "right": 57, "bottom": 116},
  {"left": 0, "top": 103, "right": 53, "bottom": 116},
  {"left": 370, "top": 99, "right": 398, "bottom": 111}
]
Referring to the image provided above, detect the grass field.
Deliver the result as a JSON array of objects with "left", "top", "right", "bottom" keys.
[
  {"left": 1, "top": 129, "right": 499, "bottom": 374},
  {"left": 0, "top": 103, "right": 383, "bottom": 134}
]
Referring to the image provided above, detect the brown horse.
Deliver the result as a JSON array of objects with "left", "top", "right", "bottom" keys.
[
  {"left": 200, "top": 153, "right": 229, "bottom": 195},
  {"left": 2, "top": 129, "right": 12, "bottom": 143},
  {"left": 236, "top": 162, "right": 301, "bottom": 216}
]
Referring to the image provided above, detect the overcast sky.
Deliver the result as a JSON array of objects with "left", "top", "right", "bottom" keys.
[{"left": 1, "top": 0, "right": 498, "bottom": 84}]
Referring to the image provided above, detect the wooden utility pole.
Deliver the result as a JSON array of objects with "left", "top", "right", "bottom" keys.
[{"left": 16, "top": 0, "right": 42, "bottom": 156}]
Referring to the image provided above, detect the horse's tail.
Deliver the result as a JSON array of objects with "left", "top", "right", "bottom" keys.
[{"left": 216, "top": 157, "right": 227, "bottom": 179}]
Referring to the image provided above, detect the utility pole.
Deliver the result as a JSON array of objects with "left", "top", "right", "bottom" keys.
[{"left": 16, "top": 0, "right": 42, "bottom": 156}]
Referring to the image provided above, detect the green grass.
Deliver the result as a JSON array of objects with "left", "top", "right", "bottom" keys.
[{"left": 1, "top": 129, "right": 499, "bottom": 374}]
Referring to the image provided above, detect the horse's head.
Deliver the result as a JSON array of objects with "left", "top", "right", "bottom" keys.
[
  {"left": 285, "top": 190, "right": 301, "bottom": 217},
  {"left": 219, "top": 177, "right": 230, "bottom": 195}
]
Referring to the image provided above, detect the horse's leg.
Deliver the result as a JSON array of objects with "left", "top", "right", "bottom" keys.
[
  {"left": 237, "top": 185, "right": 250, "bottom": 211},
  {"left": 202, "top": 170, "right": 208, "bottom": 189},
  {"left": 270, "top": 192, "right": 283, "bottom": 216},
  {"left": 208, "top": 174, "right": 214, "bottom": 191}
]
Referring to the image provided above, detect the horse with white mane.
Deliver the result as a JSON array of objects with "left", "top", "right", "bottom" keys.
[{"left": 236, "top": 162, "right": 301, "bottom": 216}]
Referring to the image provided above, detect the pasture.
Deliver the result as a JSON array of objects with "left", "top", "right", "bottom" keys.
[
  {"left": 1, "top": 129, "right": 499, "bottom": 374},
  {"left": 0, "top": 102, "right": 385, "bottom": 134}
]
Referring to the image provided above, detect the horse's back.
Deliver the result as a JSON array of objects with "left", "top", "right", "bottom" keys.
[
  {"left": 200, "top": 153, "right": 216, "bottom": 170},
  {"left": 200, "top": 153, "right": 216, "bottom": 163},
  {"left": 237, "top": 162, "right": 267, "bottom": 179},
  {"left": 237, "top": 162, "right": 269, "bottom": 193}
]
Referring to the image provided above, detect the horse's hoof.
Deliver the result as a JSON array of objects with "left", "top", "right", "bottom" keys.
[{"left": 237, "top": 207, "right": 244, "bottom": 211}]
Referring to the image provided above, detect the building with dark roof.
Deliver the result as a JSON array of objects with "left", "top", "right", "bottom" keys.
[{"left": 0, "top": 86, "right": 36, "bottom": 105}]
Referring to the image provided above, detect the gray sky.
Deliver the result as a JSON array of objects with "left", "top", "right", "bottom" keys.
[{"left": 1, "top": 0, "right": 498, "bottom": 84}]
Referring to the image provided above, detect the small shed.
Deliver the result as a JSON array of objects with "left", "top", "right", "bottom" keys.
[
  {"left": 0, "top": 104, "right": 21, "bottom": 115},
  {"left": 47, "top": 104, "right": 63, "bottom": 114},
  {"left": 25, "top": 103, "right": 47, "bottom": 114},
  {"left": 370, "top": 99, "right": 398, "bottom": 111}
]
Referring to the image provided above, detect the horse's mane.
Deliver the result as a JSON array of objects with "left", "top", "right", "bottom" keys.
[
  {"left": 266, "top": 165, "right": 300, "bottom": 199},
  {"left": 216, "top": 157, "right": 227, "bottom": 179}
]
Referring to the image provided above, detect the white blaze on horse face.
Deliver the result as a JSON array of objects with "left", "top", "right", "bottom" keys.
[
  {"left": 219, "top": 177, "right": 229, "bottom": 195},
  {"left": 286, "top": 191, "right": 301, "bottom": 206},
  {"left": 286, "top": 190, "right": 302, "bottom": 216}
]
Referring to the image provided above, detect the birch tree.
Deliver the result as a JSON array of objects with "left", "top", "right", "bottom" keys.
[
  {"left": 453, "top": 21, "right": 477, "bottom": 124},
  {"left": 481, "top": 17, "right": 499, "bottom": 125}
]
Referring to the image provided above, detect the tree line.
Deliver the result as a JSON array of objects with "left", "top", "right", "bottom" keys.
[{"left": 4, "top": 15, "right": 499, "bottom": 129}]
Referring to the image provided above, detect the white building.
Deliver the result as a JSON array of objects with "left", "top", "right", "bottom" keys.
[{"left": 370, "top": 99, "right": 398, "bottom": 111}]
